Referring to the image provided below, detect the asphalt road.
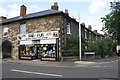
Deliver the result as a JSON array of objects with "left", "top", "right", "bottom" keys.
[{"left": 2, "top": 60, "right": 119, "bottom": 79}]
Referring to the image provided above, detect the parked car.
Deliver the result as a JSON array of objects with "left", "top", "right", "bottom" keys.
[{"left": 116, "top": 45, "right": 120, "bottom": 56}]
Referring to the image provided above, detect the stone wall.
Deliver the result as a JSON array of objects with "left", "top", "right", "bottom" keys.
[
  {"left": 26, "top": 15, "right": 62, "bottom": 33},
  {"left": 60, "top": 16, "right": 79, "bottom": 56},
  {"left": 2, "top": 22, "right": 20, "bottom": 59}
]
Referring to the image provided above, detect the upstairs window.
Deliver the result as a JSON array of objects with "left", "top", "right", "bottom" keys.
[
  {"left": 85, "top": 30, "right": 87, "bottom": 39},
  {"left": 20, "top": 23, "right": 26, "bottom": 34},
  {"left": 3, "top": 27, "right": 8, "bottom": 37},
  {"left": 66, "top": 23, "right": 71, "bottom": 34}
]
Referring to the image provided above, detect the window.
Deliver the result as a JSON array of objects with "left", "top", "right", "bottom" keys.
[
  {"left": 20, "top": 23, "right": 26, "bottom": 34},
  {"left": 20, "top": 46, "right": 37, "bottom": 57},
  {"left": 3, "top": 27, "right": 8, "bottom": 37},
  {"left": 85, "top": 30, "right": 87, "bottom": 39},
  {"left": 66, "top": 23, "right": 71, "bottom": 34}
]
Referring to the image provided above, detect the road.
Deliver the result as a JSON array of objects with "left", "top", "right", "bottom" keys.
[{"left": 2, "top": 60, "right": 119, "bottom": 79}]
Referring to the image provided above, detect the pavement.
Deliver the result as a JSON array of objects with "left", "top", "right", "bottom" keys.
[{"left": 2, "top": 55, "right": 119, "bottom": 67}]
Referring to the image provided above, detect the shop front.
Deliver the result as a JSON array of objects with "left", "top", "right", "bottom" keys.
[{"left": 17, "top": 31, "right": 60, "bottom": 61}]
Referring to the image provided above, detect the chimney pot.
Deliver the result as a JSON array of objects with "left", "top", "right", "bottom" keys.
[
  {"left": 54, "top": 2, "right": 58, "bottom": 6},
  {"left": 20, "top": 5, "right": 27, "bottom": 16}
]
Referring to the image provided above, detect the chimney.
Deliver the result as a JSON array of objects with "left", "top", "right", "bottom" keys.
[
  {"left": 0, "top": 16, "right": 7, "bottom": 21},
  {"left": 72, "top": 17, "right": 76, "bottom": 20},
  {"left": 88, "top": 25, "right": 92, "bottom": 31},
  {"left": 104, "top": 32, "right": 107, "bottom": 36},
  {"left": 65, "top": 9, "right": 69, "bottom": 15},
  {"left": 20, "top": 5, "right": 27, "bottom": 16},
  {"left": 94, "top": 30, "right": 97, "bottom": 33},
  {"left": 51, "top": 2, "right": 59, "bottom": 10},
  {"left": 81, "top": 22, "right": 85, "bottom": 26}
]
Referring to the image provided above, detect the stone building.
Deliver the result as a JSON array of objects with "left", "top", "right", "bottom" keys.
[{"left": 0, "top": 3, "right": 79, "bottom": 60}]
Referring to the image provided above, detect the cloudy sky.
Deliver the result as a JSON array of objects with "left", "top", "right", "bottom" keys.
[{"left": 0, "top": 0, "right": 113, "bottom": 34}]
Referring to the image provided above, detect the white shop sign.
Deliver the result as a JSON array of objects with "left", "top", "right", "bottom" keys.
[
  {"left": 40, "top": 39, "right": 56, "bottom": 44},
  {"left": 17, "top": 31, "right": 59, "bottom": 40},
  {"left": 20, "top": 39, "right": 56, "bottom": 45},
  {"left": 20, "top": 40, "right": 33, "bottom": 45}
]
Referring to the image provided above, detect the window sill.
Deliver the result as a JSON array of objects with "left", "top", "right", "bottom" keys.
[{"left": 67, "top": 33, "right": 71, "bottom": 35}]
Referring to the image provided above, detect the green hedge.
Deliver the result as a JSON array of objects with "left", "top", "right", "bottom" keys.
[{"left": 64, "top": 36, "right": 79, "bottom": 56}]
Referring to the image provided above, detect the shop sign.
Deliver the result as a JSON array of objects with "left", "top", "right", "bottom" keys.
[
  {"left": 17, "top": 31, "right": 59, "bottom": 40},
  {"left": 20, "top": 40, "right": 40, "bottom": 45},
  {"left": 20, "top": 40, "right": 33, "bottom": 45},
  {"left": 40, "top": 39, "right": 56, "bottom": 44}
]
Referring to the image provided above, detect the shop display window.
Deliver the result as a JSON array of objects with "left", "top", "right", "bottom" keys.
[
  {"left": 20, "top": 45, "right": 37, "bottom": 57},
  {"left": 19, "top": 44, "right": 56, "bottom": 59},
  {"left": 37, "top": 44, "right": 56, "bottom": 58}
]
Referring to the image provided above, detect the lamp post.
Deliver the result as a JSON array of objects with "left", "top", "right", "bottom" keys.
[{"left": 78, "top": 3, "right": 82, "bottom": 61}]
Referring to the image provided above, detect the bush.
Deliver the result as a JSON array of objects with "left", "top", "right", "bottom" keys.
[
  {"left": 64, "top": 36, "right": 79, "bottom": 56},
  {"left": 85, "top": 37, "right": 115, "bottom": 57}
]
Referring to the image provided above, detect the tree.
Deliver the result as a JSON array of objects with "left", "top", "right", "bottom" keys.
[
  {"left": 85, "top": 37, "right": 115, "bottom": 58},
  {"left": 101, "top": 1, "right": 120, "bottom": 45}
]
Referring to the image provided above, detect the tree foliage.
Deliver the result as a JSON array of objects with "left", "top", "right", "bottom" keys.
[
  {"left": 85, "top": 37, "right": 116, "bottom": 57},
  {"left": 64, "top": 36, "right": 79, "bottom": 56},
  {"left": 101, "top": 1, "right": 120, "bottom": 45}
]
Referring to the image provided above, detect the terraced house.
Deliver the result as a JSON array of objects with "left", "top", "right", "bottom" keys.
[{"left": 0, "top": 3, "right": 104, "bottom": 61}]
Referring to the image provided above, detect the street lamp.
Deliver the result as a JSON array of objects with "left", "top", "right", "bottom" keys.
[{"left": 78, "top": 3, "right": 82, "bottom": 61}]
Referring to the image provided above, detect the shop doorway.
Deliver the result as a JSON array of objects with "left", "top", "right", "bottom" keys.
[{"left": 2, "top": 40, "right": 12, "bottom": 58}]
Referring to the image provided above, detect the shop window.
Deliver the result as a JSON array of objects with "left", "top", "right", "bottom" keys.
[
  {"left": 20, "top": 46, "right": 37, "bottom": 57},
  {"left": 38, "top": 44, "right": 56, "bottom": 58},
  {"left": 3, "top": 27, "right": 8, "bottom": 37},
  {"left": 20, "top": 23, "right": 26, "bottom": 34},
  {"left": 19, "top": 44, "right": 56, "bottom": 58},
  {"left": 66, "top": 23, "right": 71, "bottom": 34}
]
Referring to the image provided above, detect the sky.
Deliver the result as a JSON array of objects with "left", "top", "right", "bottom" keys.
[{"left": 0, "top": 0, "right": 114, "bottom": 34}]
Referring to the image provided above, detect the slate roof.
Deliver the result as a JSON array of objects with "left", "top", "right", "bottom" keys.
[
  {"left": 0, "top": 9, "right": 63, "bottom": 24},
  {"left": 81, "top": 24, "right": 104, "bottom": 36}
]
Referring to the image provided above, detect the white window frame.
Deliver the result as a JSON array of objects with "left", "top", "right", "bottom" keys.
[
  {"left": 3, "top": 27, "right": 8, "bottom": 37},
  {"left": 66, "top": 23, "right": 71, "bottom": 34},
  {"left": 85, "top": 30, "right": 87, "bottom": 39},
  {"left": 20, "top": 23, "right": 26, "bottom": 34}
]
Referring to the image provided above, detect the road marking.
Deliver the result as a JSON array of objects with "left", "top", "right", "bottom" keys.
[
  {"left": 91, "top": 66, "right": 101, "bottom": 67},
  {"left": 103, "top": 66, "right": 113, "bottom": 68},
  {"left": 11, "top": 69, "right": 63, "bottom": 77}
]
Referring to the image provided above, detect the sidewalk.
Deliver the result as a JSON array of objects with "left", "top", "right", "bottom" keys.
[
  {"left": 2, "top": 55, "right": 119, "bottom": 67},
  {"left": 75, "top": 55, "right": 119, "bottom": 64}
]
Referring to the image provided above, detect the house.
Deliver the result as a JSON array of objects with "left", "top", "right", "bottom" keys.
[{"left": 0, "top": 3, "right": 79, "bottom": 61}]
